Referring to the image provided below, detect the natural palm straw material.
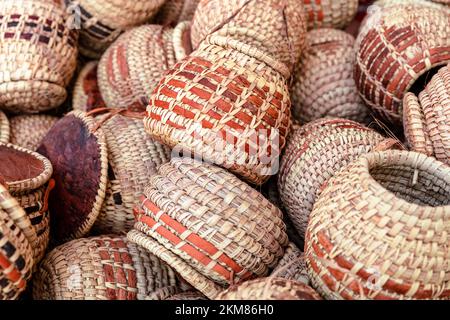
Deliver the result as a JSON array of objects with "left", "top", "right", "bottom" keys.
[
  {"left": 154, "top": 0, "right": 200, "bottom": 26},
  {"left": 0, "top": 112, "right": 9, "bottom": 144},
  {"left": 9, "top": 115, "right": 59, "bottom": 152},
  {"left": 72, "top": 61, "right": 107, "bottom": 112},
  {"left": 302, "top": 0, "right": 358, "bottom": 30}
]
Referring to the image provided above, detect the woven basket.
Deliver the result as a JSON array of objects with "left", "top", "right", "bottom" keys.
[
  {"left": 0, "top": 111, "right": 9, "bottom": 144},
  {"left": 291, "top": 28, "right": 369, "bottom": 124},
  {"left": 216, "top": 277, "right": 322, "bottom": 300},
  {"left": 354, "top": 1, "right": 450, "bottom": 125},
  {"left": 403, "top": 64, "right": 450, "bottom": 166},
  {"left": 155, "top": 0, "right": 200, "bottom": 26},
  {"left": 190, "top": 0, "right": 307, "bottom": 73},
  {"left": 98, "top": 23, "right": 192, "bottom": 111},
  {"left": 0, "top": 183, "right": 34, "bottom": 300},
  {"left": 164, "top": 291, "right": 207, "bottom": 300},
  {"left": 89, "top": 110, "right": 171, "bottom": 234},
  {"left": 145, "top": 35, "right": 292, "bottom": 185},
  {"left": 0, "top": 0, "right": 78, "bottom": 114},
  {"left": 0, "top": 143, "right": 53, "bottom": 263},
  {"left": 33, "top": 235, "right": 191, "bottom": 300},
  {"left": 63, "top": 0, "right": 166, "bottom": 58},
  {"left": 128, "top": 157, "right": 288, "bottom": 299},
  {"left": 306, "top": 150, "right": 450, "bottom": 300},
  {"left": 303, "top": 0, "right": 358, "bottom": 30},
  {"left": 271, "top": 242, "right": 309, "bottom": 285},
  {"left": 37, "top": 111, "right": 108, "bottom": 243},
  {"left": 278, "top": 118, "right": 398, "bottom": 240},
  {"left": 73, "top": 61, "right": 107, "bottom": 112},
  {"left": 9, "top": 115, "right": 59, "bottom": 152}
]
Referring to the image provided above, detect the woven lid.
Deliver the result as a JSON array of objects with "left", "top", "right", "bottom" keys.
[
  {"left": 278, "top": 118, "right": 398, "bottom": 240},
  {"left": 191, "top": 0, "right": 307, "bottom": 74},
  {"left": 33, "top": 235, "right": 190, "bottom": 300},
  {"left": 155, "top": 0, "right": 201, "bottom": 26},
  {"left": 303, "top": 0, "right": 359, "bottom": 30},
  {"left": 403, "top": 64, "right": 450, "bottom": 166},
  {"left": 37, "top": 111, "right": 108, "bottom": 243},
  {"left": 0, "top": 184, "right": 34, "bottom": 300},
  {"left": 216, "top": 277, "right": 322, "bottom": 300},
  {"left": 9, "top": 115, "right": 59, "bottom": 152},
  {"left": 0, "top": 111, "right": 9, "bottom": 144},
  {"left": 128, "top": 157, "right": 288, "bottom": 299},
  {"left": 291, "top": 28, "right": 369, "bottom": 124},
  {"left": 306, "top": 150, "right": 450, "bottom": 299},
  {"left": 354, "top": 1, "right": 450, "bottom": 124},
  {"left": 271, "top": 242, "right": 309, "bottom": 285},
  {"left": 73, "top": 61, "right": 107, "bottom": 113}
]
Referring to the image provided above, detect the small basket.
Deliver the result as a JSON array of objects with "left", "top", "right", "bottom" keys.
[
  {"left": 63, "top": 0, "right": 166, "bottom": 58},
  {"left": 72, "top": 61, "right": 107, "bottom": 112},
  {"left": 0, "top": 143, "right": 54, "bottom": 263},
  {"left": 145, "top": 35, "right": 292, "bottom": 185},
  {"left": 154, "top": 0, "right": 200, "bottom": 26},
  {"left": 37, "top": 111, "right": 109, "bottom": 243},
  {"left": 291, "top": 28, "right": 369, "bottom": 124},
  {"left": 278, "top": 118, "right": 397, "bottom": 240},
  {"left": 0, "top": 183, "right": 34, "bottom": 300},
  {"left": 33, "top": 235, "right": 191, "bottom": 300},
  {"left": 303, "top": 0, "right": 358, "bottom": 30},
  {"left": 216, "top": 277, "right": 322, "bottom": 300},
  {"left": 0, "top": 0, "right": 78, "bottom": 113},
  {"left": 98, "top": 23, "right": 192, "bottom": 111},
  {"left": 306, "top": 150, "right": 450, "bottom": 300},
  {"left": 354, "top": 1, "right": 450, "bottom": 124},
  {"left": 271, "top": 242, "right": 310, "bottom": 286},
  {"left": 9, "top": 115, "right": 59, "bottom": 152},
  {"left": 190, "top": 0, "right": 307, "bottom": 74},
  {"left": 0, "top": 111, "right": 9, "bottom": 144},
  {"left": 127, "top": 157, "right": 288, "bottom": 299},
  {"left": 403, "top": 64, "right": 450, "bottom": 166}
]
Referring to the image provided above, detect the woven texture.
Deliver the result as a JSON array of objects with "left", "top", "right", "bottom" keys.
[
  {"left": 0, "top": 111, "right": 9, "bottom": 144},
  {"left": 303, "top": 0, "right": 358, "bottom": 30},
  {"left": 291, "top": 28, "right": 369, "bottom": 124},
  {"left": 63, "top": 0, "right": 165, "bottom": 58},
  {"left": 92, "top": 113, "right": 171, "bottom": 234},
  {"left": 164, "top": 291, "right": 207, "bottom": 300},
  {"left": 271, "top": 242, "right": 310, "bottom": 285},
  {"left": 145, "top": 35, "right": 292, "bottom": 185},
  {"left": 73, "top": 61, "right": 107, "bottom": 112},
  {"left": 128, "top": 157, "right": 288, "bottom": 299},
  {"left": 9, "top": 115, "right": 59, "bottom": 152},
  {"left": 354, "top": 1, "right": 450, "bottom": 124},
  {"left": 278, "top": 118, "right": 392, "bottom": 240},
  {"left": 306, "top": 150, "right": 450, "bottom": 300},
  {"left": 0, "top": 0, "right": 78, "bottom": 113},
  {"left": 33, "top": 235, "right": 190, "bottom": 300},
  {"left": 190, "top": 0, "right": 307, "bottom": 74},
  {"left": 216, "top": 277, "right": 322, "bottom": 300},
  {"left": 0, "top": 183, "right": 34, "bottom": 300},
  {"left": 98, "top": 24, "right": 180, "bottom": 111},
  {"left": 155, "top": 0, "right": 200, "bottom": 26},
  {"left": 403, "top": 64, "right": 450, "bottom": 166}
]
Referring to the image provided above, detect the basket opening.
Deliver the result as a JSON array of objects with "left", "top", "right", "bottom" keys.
[
  {"left": 408, "top": 66, "right": 441, "bottom": 96},
  {"left": 0, "top": 145, "right": 44, "bottom": 183},
  {"left": 370, "top": 164, "right": 450, "bottom": 207}
]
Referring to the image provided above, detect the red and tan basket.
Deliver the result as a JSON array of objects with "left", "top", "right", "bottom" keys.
[
  {"left": 128, "top": 157, "right": 288, "bottom": 299},
  {"left": 33, "top": 235, "right": 192, "bottom": 300},
  {"left": 0, "top": 112, "right": 9, "bottom": 144},
  {"left": 73, "top": 61, "right": 107, "bottom": 113},
  {"left": 354, "top": 1, "right": 450, "bottom": 124},
  {"left": 306, "top": 150, "right": 450, "bottom": 299},
  {"left": 403, "top": 64, "right": 450, "bottom": 166},
  {"left": 0, "top": 0, "right": 78, "bottom": 113},
  {"left": 155, "top": 0, "right": 200, "bottom": 26},
  {"left": 303, "top": 0, "right": 359, "bottom": 30},
  {"left": 291, "top": 28, "right": 369, "bottom": 124},
  {"left": 9, "top": 115, "right": 59, "bottom": 152},
  {"left": 271, "top": 242, "right": 310, "bottom": 286}
]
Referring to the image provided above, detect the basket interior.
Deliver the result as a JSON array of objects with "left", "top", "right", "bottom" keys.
[
  {"left": 0, "top": 145, "right": 44, "bottom": 183},
  {"left": 408, "top": 66, "right": 441, "bottom": 96}
]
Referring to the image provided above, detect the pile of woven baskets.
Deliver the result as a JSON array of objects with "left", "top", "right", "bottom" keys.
[{"left": 0, "top": 0, "right": 449, "bottom": 301}]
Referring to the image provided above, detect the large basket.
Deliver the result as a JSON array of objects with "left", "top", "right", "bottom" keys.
[
  {"left": 0, "top": 0, "right": 78, "bottom": 113},
  {"left": 403, "top": 64, "right": 450, "bottom": 166},
  {"left": 303, "top": 0, "right": 358, "bottom": 30},
  {"left": 155, "top": 0, "right": 200, "bottom": 26},
  {"left": 72, "top": 61, "right": 107, "bottom": 112},
  {"left": 0, "top": 183, "right": 34, "bottom": 300},
  {"left": 216, "top": 277, "right": 322, "bottom": 300},
  {"left": 98, "top": 23, "right": 192, "bottom": 111},
  {"left": 306, "top": 150, "right": 450, "bottom": 299},
  {"left": 63, "top": 0, "right": 166, "bottom": 58},
  {"left": 271, "top": 242, "right": 310, "bottom": 286},
  {"left": 278, "top": 118, "right": 396, "bottom": 240},
  {"left": 354, "top": 1, "right": 450, "bottom": 125},
  {"left": 0, "top": 111, "right": 9, "bottom": 144},
  {"left": 127, "top": 157, "right": 288, "bottom": 299},
  {"left": 291, "top": 28, "right": 369, "bottom": 124},
  {"left": 190, "top": 0, "right": 307, "bottom": 74},
  {"left": 145, "top": 35, "right": 292, "bottom": 185},
  {"left": 33, "top": 235, "right": 191, "bottom": 300},
  {"left": 0, "top": 143, "right": 53, "bottom": 263},
  {"left": 9, "top": 115, "right": 59, "bottom": 152}
]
